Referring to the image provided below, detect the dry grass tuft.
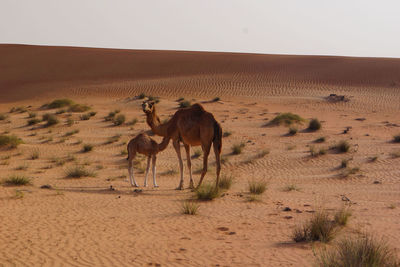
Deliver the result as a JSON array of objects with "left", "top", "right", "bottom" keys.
[
  {"left": 218, "top": 174, "right": 234, "bottom": 190},
  {"left": 2, "top": 175, "right": 31, "bottom": 186},
  {"left": 232, "top": 142, "right": 245, "bottom": 155},
  {"left": 317, "top": 235, "right": 399, "bottom": 267},
  {"left": 196, "top": 183, "right": 220, "bottom": 200},
  {"left": 293, "top": 211, "right": 337, "bottom": 243},
  {"left": 0, "top": 134, "right": 23, "bottom": 148},
  {"left": 334, "top": 207, "right": 352, "bottom": 226},
  {"left": 248, "top": 179, "right": 268, "bottom": 195},
  {"left": 181, "top": 201, "right": 199, "bottom": 215},
  {"left": 65, "top": 165, "right": 96, "bottom": 178},
  {"left": 269, "top": 113, "right": 305, "bottom": 126},
  {"left": 308, "top": 118, "right": 321, "bottom": 131}
]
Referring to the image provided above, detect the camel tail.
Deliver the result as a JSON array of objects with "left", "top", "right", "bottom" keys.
[{"left": 213, "top": 121, "right": 222, "bottom": 153}]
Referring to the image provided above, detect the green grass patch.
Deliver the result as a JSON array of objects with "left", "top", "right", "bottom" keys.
[{"left": 269, "top": 112, "right": 305, "bottom": 126}]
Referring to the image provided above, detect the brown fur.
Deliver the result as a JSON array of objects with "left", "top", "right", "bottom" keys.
[
  {"left": 127, "top": 133, "right": 170, "bottom": 187},
  {"left": 142, "top": 101, "right": 222, "bottom": 189}
]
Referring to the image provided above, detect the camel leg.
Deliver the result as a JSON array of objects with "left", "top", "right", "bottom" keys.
[
  {"left": 144, "top": 156, "right": 151, "bottom": 187},
  {"left": 184, "top": 143, "right": 194, "bottom": 189},
  {"left": 213, "top": 141, "right": 221, "bottom": 189},
  {"left": 128, "top": 158, "right": 138, "bottom": 187},
  {"left": 152, "top": 155, "right": 158, "bottom": 188},
  {"left": 196, "top": 142, "right": 211, "bottom": 189},
  {"left": 173, "top": 139, "right": 184, "bottom": 190}
]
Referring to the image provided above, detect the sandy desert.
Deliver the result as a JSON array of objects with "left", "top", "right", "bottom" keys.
[{"left": 0, "top": 44, "right": 399, "bottom": 266}]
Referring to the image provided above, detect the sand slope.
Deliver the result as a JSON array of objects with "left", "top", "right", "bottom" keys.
[{"left": 0, "top": 45, "right": 399, "bottom": 266}]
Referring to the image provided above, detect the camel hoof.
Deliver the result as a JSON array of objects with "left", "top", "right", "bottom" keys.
[
  {"left": 175, "top": 186, "right": 184, "bottom": 190},
  {"left": 154, "top": 185, "right": 159, "bottom": 188}
]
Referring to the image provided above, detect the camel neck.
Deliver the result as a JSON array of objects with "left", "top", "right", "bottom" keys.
[{"left": 146, "top": 108, "right": 168, "bottom": 137}]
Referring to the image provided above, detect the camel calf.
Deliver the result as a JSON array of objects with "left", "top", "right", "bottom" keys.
[{"left": 127, "top": 133, "right": 170, "bottom": 187}]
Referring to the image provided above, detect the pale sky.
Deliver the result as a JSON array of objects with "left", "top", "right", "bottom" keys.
[{"left": 1, "top": 0, "right": 400, "bottom": 58}]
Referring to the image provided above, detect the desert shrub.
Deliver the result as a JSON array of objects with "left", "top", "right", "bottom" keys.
[
  {"left": 15, "top": 164, "right": 28, "bottom": 171},
  {"left": 181, "top": 201, "right": 199, "bottom": 215},
  {"left": 293, "top": 211, "right": 337, "bottom": 243},
  {"left": 113, "top": 114, "right": 126, "bottom": 126},
  {"left": 212, "top": 97, "right": 220, "bottom": 102},
  {"left": 27, "top": 112, "right": 36, "bottom": 118},
  {"left": 27, "top": 118, "right": 40, "bottom": 126},
  {"left": 223, "top": 131, "right": 232, "bottom": 137},
  {"left": 82, "top": 144, "right": 93, "bottom": 152},
  {"left": 138, "top": 93, "right": 146, "bottom": 99},
  {"left": 331, "top": 140, "right": 350, "bottom": 153},
  {"left": 232, "top": 142, "right": 245, "bottom": 155},
  {"left": 66, "top": 118, "right": 74, "bottom": 126},
  {"left": 248, "top": 180, "right": 267, "bottom": 195},
  {"left": 64, "top": 129, "right": 79, "bottom": 136},
  {"left": 192, "top": 149, "right": 202, "bottom": 159},
  {"left": 196, "top": 183, "right": 219, "bottom": 200},
  {"left": 334, "top": 208, "right": 352, "bottom": 226},
  {"left": 10, "top": 106, "right": 27, "bottom": 113},
  {"left": 218, "top": 175, "right": 234, "bottom": 190},
  {"left": 30, "top": 150, "right": 39, "bottom": 160},
  {"left": 2, "top": 175, "right": 31, "bottom": 186},
  {"left": 106, "top": 135, "right": 121, "bottom": 144},
  {"left": 308, "top": 118, "right": 321, "bottom": 131},
  {"left": 45, "top": 115, "right": 59, "bottom": 127},
  {"left": 68, "top": 104, "right": 90, "bottom": 112},
  {"left": 127, "top": 118, "right": 138, "bottom": 126},
  {"left": 46, "top": 99, "right": 74, "bottom": 109},
  {"left": 284, "top": 184, "right": 300, "bottom": 192},
  {"left": 317, "top": 235, "right": 399, "bottom": 267},
  {"left": 255, "top": 149, "right": 270, "bottom": 158},
  {"left": 89, "top": 111, "right": 97, "bottom": 117},
  {"left": 80, "top": 113, "right": 91, "bottom": 120},
  {"left": 393, "top": 134, "right": 400, "bottom": 143},
  {"left": 177, "top": 97, "right": 184, "bottom": 102},
  {"left": 310, "top": 146, "right": 326, "bottom": 157},
  {"left": 315, "top": 137, "right": 326, "bottom": 143},
  {"left": 55, "top": 109, "right": 65, "bottom": 115},
  {"left": 269, "top": 113, "right": 305, "bottom": 126},
  {"left": 65, "top": 165, "right": 96, "bottom": 178},
  {"left": 288, "top": 127, "right": 298, "bottom": 135},
  {"left": 0, "top": 134, "right": 23, "bottom": 148},
  {"left": 0, "top": 113, "right": 8, "bottom": 120},
  {"left": 341, "top": 159, "right": 350, "bottom": 168},
  {"left": 179, "top": 100, "right": 191, "bottom": 108},
  {"left": 341, "top": 167, "right": 360, "bottom": 178}
]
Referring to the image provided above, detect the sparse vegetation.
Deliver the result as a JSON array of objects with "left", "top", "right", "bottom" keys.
[
  {"left": 55, "top": 109, "right": 65, "bottom": 115},
  {"left": 181, "top": 201, "right": 199, "bottom": 215},
  {"left": 293, "top": 211, "right": 337, "bottom": 243},
  {"left": 247, "top": 194, "right": 261, "bottom": 202},
  {"left": 147, "top": 95, "right": 160, "bottom": 103},
  {"left": 65, "top": 165, "right": 96, "bottom": 178},
  {"left": 28, "top": 112, "right": 36, "bottom": 118},
  {"left": 315, "top": 136, "right": 326, "bottom": 143},
  {"left": 68, "top": 104, "right": 90, "bottom": 112},
  {"left": 16, "top": 164, "right": 29, "bottom": 171},
  {"left": 248, "top": 180, "right": 267, "bottom": 195},
  {"left": 288, "top": 126, "right": 298, "bottom": 135},
  {"left": 317, "top": 235, "right": 399, "bottom": 267},
  {"left": 138, "top": 93, "right": 146, "bottom": 99},
  {"left": 192, "top": 149, "right": 202, "bottom": 159},
  {"left": 218, "top": 175, "right": 234, "bottom": 190},
  {"left": 82, "top": 144, "right": 93, "bottom": 153},
  {"left": 106, "top": 134, "right": 121, "bottom": 144},
  {"left": 255, "top": 149, "right": 270, "bottom": 158},
  {"left": 45, "top": 99, "right": 74, "bottom": 109},
  {"left": 0, "top": 134, "right": 23, "bottom": 148},
  {"left": 310, "top": 146, "right": 327, "bottom": 157},
  {"left": 341, "top": 167, "right": 360, "bottom": 178},
  {"left": 127, "top": 118, "right": 138, "bottom": 126},
  {"left": 334, "top": 207, "right": 352, "bottom": 226},
  {"left": 369, "top": 155, "right": 379, "bottom": 162},
  {"left": 113, "top": 114, "right": 126, "bottom": 126},
  {"left": 223, "top": 131, "right": 232, "bottom": 137},
  {"left": 284, "top": 184, "right": 300, "bottom": 192},
  {"left": 80, "top": 113, "right": 91, "bottom": 120},
  {"left": 308, "top": 118, "right": 321, "bottom": 131},
  {"left": 196, "top": 183, "right": 219, "bottom": 200},
  {"left": 341, "top": 158, "right": 350, "bottom": 168},
  {"left": 269, "top": 113, "right": 305, "bottom": 126},
  {"left": 66, "top": 118, "right": 74, "bottom": 126},
  {"left": 14, "top": 190, "right": 24, "bottom": 199},
  {"left": 65, "top": 129, "right": 79, "bottom": 136},
  {"left": 2, "top": 175, "right": 31, "bottom": 186},
  {"left": 212, "top": 97, "right": 220, "bottom": 102},
  {"left": 179, "top": 100, "right": 191, "bottom": 108},
  {"left": 232, "top": 142, "right": 245, "bottom": 155},
  {"left": 30, "top": 149, "right": 39, "bottom": 160},
  {"left": 393, "top": 134, "right": 400, "bottom": 143},
  {"left": 27, "top": 118, "right": 40, "bottom": 126},
  {"left": 89, "top": 111, "right": 97, "bottom": 117},
  {"left": 0, "top": 113, "right": 8, "bottom": 120},
  {"left": 42, "top": 114, "right": 59, "bottom": 127},
  {"left": 331, "top": 140, "right": 351, "bottom": 153}
]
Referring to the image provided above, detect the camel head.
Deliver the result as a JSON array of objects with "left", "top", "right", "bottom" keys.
[{"left": 142, "top": 100, "right": 155, "bottom": 114}]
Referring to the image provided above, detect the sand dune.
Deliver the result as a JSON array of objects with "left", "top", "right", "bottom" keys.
[{"left": 0, "top": 45, "right": 399, "bottom": 266}]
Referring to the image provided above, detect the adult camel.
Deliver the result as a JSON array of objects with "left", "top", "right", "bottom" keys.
[{"left": 142, "top": 101, "right": 222, "bottom": 190}]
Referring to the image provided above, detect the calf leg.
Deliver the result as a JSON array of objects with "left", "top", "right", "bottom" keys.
[
  {"left": 144, "top": 156, "right": 151, "bottom": 187},
  {"left": 152, "top": 155, "right": 158, "bottom": 187},
  {"left": 128, "top": 159, "right": 138, "bottom": 187}
]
